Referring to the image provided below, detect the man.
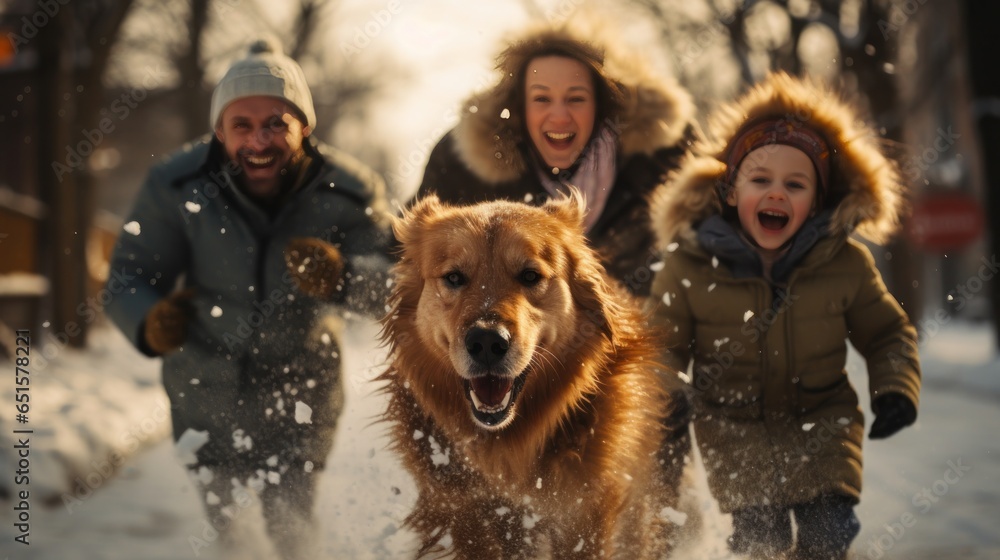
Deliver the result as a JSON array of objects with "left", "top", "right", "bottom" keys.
[{"left": 105, "top": 37, "right": 393, "bottom": 559}]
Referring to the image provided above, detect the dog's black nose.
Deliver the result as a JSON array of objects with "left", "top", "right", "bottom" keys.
[{"left": 465, "top": 327, "right": 509, "bottom": 368}]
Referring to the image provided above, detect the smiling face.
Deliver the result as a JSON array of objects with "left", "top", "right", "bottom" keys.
[
  {"left": 524, "top": 55, "right": 597, "bottom": 171},
  {"left": 215, "top": 96, "right": 311, "bottom": 201},
  {"left": 387, "top": 196, "right": 608, "bottom": 433},
  {"left": 727, "top": 144, "right": 818, "bottom": 252},
  {"left": 411, "top": 207, "right": 575, "bottom": 431}
]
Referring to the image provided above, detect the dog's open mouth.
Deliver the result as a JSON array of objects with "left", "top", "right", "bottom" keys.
[{"left": 464, "top": 374, "right": 527, "bottom": 428}]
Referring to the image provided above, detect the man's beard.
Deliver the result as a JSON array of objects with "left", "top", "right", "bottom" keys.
[{"left": 232, "top": 146, "right": 307, "bottom": 203}]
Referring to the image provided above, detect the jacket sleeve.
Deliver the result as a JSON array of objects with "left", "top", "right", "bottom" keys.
[
  {"left": 648, "top": 253, "right": 695, "bottom": 377},
  {"left": 337, "top": 241, "right": 395, "bottom": 320},
  {"left": 331, "top": 169, "right": 397, "bottom": 321},
  {"left": 104, "top": 165, "right": 190, "bottom": 355},
  {"left": 414, "top": 131, "right": 485, "bottom": 206},
  {"left": 415, "top": 133, "right": 453, "bottom": 202},
  {"left": 844, "top": 243, "right": 921, "bottom": 410}
]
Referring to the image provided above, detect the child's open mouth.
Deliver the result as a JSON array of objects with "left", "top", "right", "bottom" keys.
[
  {"left": 758, "top": 210, "right": 789, "bottom": 231},
  {"left": 544, "top": 131, "right": 575, "bottom": 149}
]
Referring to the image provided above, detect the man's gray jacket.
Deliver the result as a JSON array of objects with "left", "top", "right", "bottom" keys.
[{"left": 105, "top": 137, "right": 393, "bottom": 468}]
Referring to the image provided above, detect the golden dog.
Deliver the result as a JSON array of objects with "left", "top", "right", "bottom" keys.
[{"left": 379, "top": 194, "right": 687, "bottom": 559}]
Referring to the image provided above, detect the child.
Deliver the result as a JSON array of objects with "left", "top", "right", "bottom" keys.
[{"left": 647, "top": 72, "right": 921, "bottom": 560}]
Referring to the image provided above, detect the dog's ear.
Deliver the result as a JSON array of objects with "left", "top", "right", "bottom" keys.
[
  {"left": 386, "top": 196, "right": 443, "bottom": 329},
  {"left": 394, "top": 195, "right": 443, "bottom": 249},
  {"left": 544, "top": 189, "right": 623, "bottom": 344},
  {"left": 565, "top": 237, "right": 624, "bottom": 348},
  {"left": 542, "top": 188, "right": 588, "bottom": 232}
]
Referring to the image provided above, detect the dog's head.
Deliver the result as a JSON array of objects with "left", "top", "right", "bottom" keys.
[{"left": 385, "top": 193, "right": 622, "bottom": 432}]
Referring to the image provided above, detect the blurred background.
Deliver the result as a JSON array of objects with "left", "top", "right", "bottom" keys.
[
  {"left": 0, "top": 0, "right": 996, "bottom": 352},
  {"left": 0, "top": 1, "right": 998, "bottom": 558}
]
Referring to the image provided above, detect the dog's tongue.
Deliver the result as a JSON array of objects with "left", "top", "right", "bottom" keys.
[{"left": 470, "top": 376, "right": 513, "bottom": 407}]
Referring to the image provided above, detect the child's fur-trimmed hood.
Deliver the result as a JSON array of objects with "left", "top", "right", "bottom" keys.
[
  {"left": 452, "top": 23, "right": 695, "bottom": 185},
  {"left": 651, "top": 72, "right": 907, "bottom": 248}
]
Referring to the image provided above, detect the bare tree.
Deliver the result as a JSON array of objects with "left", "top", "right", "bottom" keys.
[
  {"left": 26, "top": 0, "right": 405, "bottom": 347},
  {"left": 961, "top": 0, "right": 1000, "bottom": 348},
  {"left": 105, "top": 0, "right": 402, "bottom": 155},
  {"left": 175, "top": 0, "right": 210, "bottom": 138},
  {"left": 33, "top": 0, "right": 136, "bottom": 348}
]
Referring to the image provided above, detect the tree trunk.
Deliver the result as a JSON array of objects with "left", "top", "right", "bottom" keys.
[
  {"left": 179, "top": 0, "right": 210, "bottom": 138},
  {"left": 841, "top": 0, "right": 924, "bottom": 323},
  {"left": 289, "top": 0, "right": 321, "bottom": 61},
  {"left": 725, "top": 4, "right": 755, "bottom": 85},
  {"left": 63, "top": 0, "right": 135, "bottom": 347},
  {"left": 36, "top": 2, "right": 86, "bottom": 348},
  {"left": 962, "top": 0, "right": 1000, "bottom": 349}
]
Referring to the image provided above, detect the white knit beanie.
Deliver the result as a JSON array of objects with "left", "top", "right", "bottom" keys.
[{"left": 209, "top": 36, "right": 316, "bottom": 130}]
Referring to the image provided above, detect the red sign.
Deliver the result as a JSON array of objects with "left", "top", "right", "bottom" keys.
[{"left": 906, "top": 193, "right": 984, "bottom": 252}]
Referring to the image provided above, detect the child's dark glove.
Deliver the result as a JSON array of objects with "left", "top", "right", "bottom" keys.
[
  {"left": 143, "top": 289, "right": 195, "bottom": 356},
  {"left": 868, "top": 393, "right": 916, "bottom": 439},
  {"left": 284, "top": 237, "right": 345, "bottom": 301}
]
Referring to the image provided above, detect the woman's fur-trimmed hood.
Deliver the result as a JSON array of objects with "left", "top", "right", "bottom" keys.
[
  {"left": 651, "top": 72, "right": 907, "bottom": 248},
  {"left": 452, "top": 23, "right": 695, "bottom": 185}
]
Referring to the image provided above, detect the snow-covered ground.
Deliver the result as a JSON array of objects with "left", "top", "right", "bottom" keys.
[
  {"left": 1, "top": 317, "right": 999, "bottom": 559},
  {"left": 0, "top": 319, "right": 417, "bottom": 560},
  {"left": 0, "top": 320, "right": 168, "bottom": 505}
]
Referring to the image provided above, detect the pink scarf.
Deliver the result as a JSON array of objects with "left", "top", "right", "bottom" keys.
[{"left": 537, "top": 126, "right": 618, "bottom": 232}]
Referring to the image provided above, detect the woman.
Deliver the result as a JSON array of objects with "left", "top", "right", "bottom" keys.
[
  {"left": 417, "top": 24, "right": 696, "bottom": 297},
  {"left": 414, "top": 26, "right": 700, "bottom": 547}
]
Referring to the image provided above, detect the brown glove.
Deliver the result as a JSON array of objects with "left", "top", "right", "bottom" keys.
[
  {"left": 143, "top": 288, "right": 195, "bottom": 356},
  {"left": 284, "top": 237, "right": 345, "bottom": 301}
]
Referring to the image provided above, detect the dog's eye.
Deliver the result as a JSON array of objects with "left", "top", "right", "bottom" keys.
[
  {"left": 519, "top": 269, "right": 542, "bottom": 286},
  {"left": 443, "top": 271, "right": 466, "bottom": 287}
]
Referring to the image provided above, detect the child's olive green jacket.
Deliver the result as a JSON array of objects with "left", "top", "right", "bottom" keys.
[{"left": 647, "top": 73, "right": 921, "bottom": 512}]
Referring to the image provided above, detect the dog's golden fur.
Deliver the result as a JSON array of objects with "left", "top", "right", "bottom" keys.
[{"left": 379, "top": 194, "right": 684, "bottom": 559}]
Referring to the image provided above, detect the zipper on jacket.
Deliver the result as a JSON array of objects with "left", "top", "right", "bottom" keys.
[
  {"left": 783, "top": 271, "right": 802, "bottom": 415},
  {"left": 759, "top": 282, "right": 769, "bottom": 411},
  {"left": 784, "top": 283, "right": 798, "bottom": 415},
  {"left": 255, "top": 235, "right": 269, "bottom": 305}
]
